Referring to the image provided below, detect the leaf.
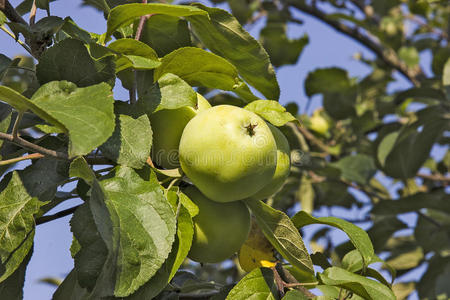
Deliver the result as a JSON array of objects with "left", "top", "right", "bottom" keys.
[
  {"left": 106, "top": 3, "right": 207, "bottom": 38},
  {"left": 154, "top": 47, "right": 256, "bottom": 101},
  {"left": 36, "top": 38, "right": 115, "bottom": 87},
  {"left": 187, "top": 4, "right": 280, "bottom": 100},
  {"left": 69, "top": 157, "right": 96, "bottom": 185},
  {"left": 282, "top": 289, "right": 309, "bottom": 300},
  {"left": 417, "top": 255, "right": 450, "bottom": 300},
  {"left": 0, "top": 172, "right": 43, "bottom": 282},
  {"left": 371, "top": 190, "right": 450, "bottom": 215},
  {"left": 100, "top": 114, "right": 152, "bottom": 169},
  {"left": 244, "top": 100, "right": 297, "bottom": 126},
  {"left": 0, "top": 249, "right": 31, "bottom": 300},
  {"left": 108, "top": 38, "right": 161, "bottom": 72},
  {"left": 69, "top": 161, "right": 177, "bottom": 297},
  {"left": 226, "top": 268, "right": 279, "bottom": 300},
  {"left": 398, "top": 47, "right": 419, "bottom": 68},
  {"left": 318, "top": 267, "right": 396, "bottom": 300},
  {"left": 0, "top": 105, "right": 11, "bottom": 149},
  {"left": 140, "top": 14, "right": 191, "bottom": 57},
  {"left": 393, "top": 87, "right": 446, "bottom": 105},
  {"left": 378, "top": 107, "right": 448, "bottom": 179},
  {"left": 304, "top": 68, "right": 351, "bottom": 97},
  {"left": 330, "top": 154, "right": 376, "bottom": 185},
  {"left": 60, "top": 17, "right": 97, "bottom": 44},
  {"left": 137, "top": 72, "right": 197, "bottom": 113},
  {"left": 244, "top": 200, "right": 314, "bottom": 277},
  {"left": 52, "top": 270, "right": 89, "bottom": 300},
  {"left": 31, "top": 81, "right": 115, "bottom": 157},
  {"left": 292, "top": 211, "right": 374, "bottom": 270}
]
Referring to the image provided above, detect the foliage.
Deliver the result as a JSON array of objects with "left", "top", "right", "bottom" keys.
[{"left": 0, "top": 0, "right": 449, "bottom": 299}]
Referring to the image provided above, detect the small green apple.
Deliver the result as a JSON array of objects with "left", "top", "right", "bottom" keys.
[
  {"left": 249, "top": 123, "right": 290, "bottom": 200},
  {"left": 179, "top": 105, "right": 277, "bottom": 202},
  {"left": 184, "top": 186, "right": 251, "bottom": 263},
  {"left": 150, "top": 93, "right": 211, "bottom": 169},
  {"left": 309, "top": 109, "right": 330, "bottom": 135}
]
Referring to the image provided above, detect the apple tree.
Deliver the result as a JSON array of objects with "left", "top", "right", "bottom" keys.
[{"left": 0, "top": 0, "right": 448, "bottom": 299}]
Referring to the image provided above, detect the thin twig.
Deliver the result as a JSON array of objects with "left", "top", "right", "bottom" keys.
[
  {"left": 0, "top": 25, "right": 34, "bottom": 55},
  {"left": 35, "top": 205, "right": 81, "bottom": 225},
  {"left": 0, "top": 131, "right": 69, "bottom": 159},
  {"left": 288, "top": 1, "right": 424, "bottom": 86},
  {"left": 12, "top": 111, "right": 23, "bottom": 138},
  {"left": 296, "top": 125, "right": 333, "bottom": 156},
  {"left": 417, "top": 173, "right": 450, "bottom": 183},
  {"left": 0, "top": 153, "right": 44, "bottom": 166},
  {"left": 29, "top": 0, "right": 37, "bottom": 25},
  {"left": 0, "top": 0, "right": 28, "bottom": 25}
]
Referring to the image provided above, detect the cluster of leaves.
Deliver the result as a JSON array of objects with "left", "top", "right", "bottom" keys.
[{"left": 0, "top": 0, "right": 448, "bottom": 300}]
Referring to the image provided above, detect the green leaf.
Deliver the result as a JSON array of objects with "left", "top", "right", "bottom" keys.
[
  {"left": 0, "top": 85, "right": 65, "bottom": 129},
  {"left": 100, "top": 114, "right": 152, "bottom": 169},
  {"left": 415, "top": 210, "right": 450, "bottom": 254},
  {"left": 70, "top": 204, "right": 108, "bottom": 291},
  {"left": 282, "top": 289, "right": 309, "bottom": 300},
  {"left": 108, "top": 38, "right": 161, "bottom": 72},
  {"left": 398, "top": 47, "right": 419, "bottom": 68},
  {"left": 69, "top": 157, "right": 96, "bottom": 185},
  {"left": 371, "top": 190, "right": 450, "bottom": 215},
  {"left": 0, "top": 249, "right": 31, "bottom": 300},
  {"left": 52, "top": 269, "right": 89, "bottom": 300},
  {"left": 304, "top": 68, "right": 351, "bottom": 97},
  {"left": 60, "top": 17, "right": 97, "bottom": 44},
  {"left": 187, "top": 4, "right": 280, "bottom": 100},
  {"left": 292, "top": 211, "right": 374, "bottom": 270},
  {"left": 137, "top": 72, "right": 197, "bottom": 113},
  {"left": 417, "top": 255, "right": 450, "bottom": 300},
  {"left": 244, "top": 100, "right": 297, "bottom": 126},
  {"left": 0, "top": 172, "right": 43, "bottom": 282},
  {"left": 140, "top": 15, "right": 191, "bottom": 57},
  {"left": 330, "top": 154, "right": 376, "bottom": 185},
  {"left": 31, "top": 81, "right": 115, "bottom": 157},
  {"left": 69, "top": 161, "right": 177, "bottom": 297},
  {"left": 0, "top": 106, "right": 11, "bottom": 149},
  {"left": 0, "top": 54, "right": 13, "bottom": 80},
  {"left": 318, "top": 267, "right": 396, "bottom": 300},
  {"left": 226, "top": 268, "right": 279, "bottom": 300},
  {"left": 393, "top": 87, "right": 446, "bottom": 105},
  {"left": 154, "top": 47, "right": 256, "bottom": 101},
  {"left": 378, "top": 107, "right": 448, "bottom": 179},
  {"left": 106, "top": 3, "right": 207, "bottom": 38},
  {"left": 244, "top": 200, "right": 314, "bottom": 276},
  {"left": 36, "top": 38, "right": 115, "bottom": 87}
]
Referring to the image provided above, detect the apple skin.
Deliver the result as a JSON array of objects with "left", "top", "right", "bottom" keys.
[
  {"left": 249, "top": 123, "right": 290, "bottom": 200},
  {"left": 184, "top": 186, "right": 251, "bottom": 263},
  {"left": 150, "top": 93, "right": 211, "bottom": 169},
  {"left": 309, "top": 109, "right": 330, "bottom": 135},
  {"left": 179, "top": 105, "right": 277, "bottom": 203}
]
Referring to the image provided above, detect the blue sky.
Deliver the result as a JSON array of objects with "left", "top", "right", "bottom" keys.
[{"left": 0, "top": 1, "right": 433, "bottom": 299}]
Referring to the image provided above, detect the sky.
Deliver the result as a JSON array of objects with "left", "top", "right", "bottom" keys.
[{"left": 0, "top": 0, "right": 433, "bottom": 299}]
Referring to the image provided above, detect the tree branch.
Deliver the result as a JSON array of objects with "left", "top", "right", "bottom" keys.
[
  {"left": 288, "top": 1, "right": 424, "bottom": 86},
  {"left": 0, "top": 131, "right": 69, "bottom": 159},
  {"left": 36, "top": 205, "right": 81, "bottom": 225},
  {"left": 0, "top": 0, "right": 28, "bottom": 25},
  {"left": 0, "top": 152, "right": 44, "bottom": 166}
]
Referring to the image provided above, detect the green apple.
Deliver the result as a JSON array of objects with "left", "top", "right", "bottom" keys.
[
  {"left": 150, "top": 93, "right": 211, "bottom": 169},
  {"left": 249, "top": 123, "right": 290, "bottom": 200},
  {"left": 309, "top": 109, "right": 330, "bottom": 135},
  {"left": 179, "top": 105, "right": 277, "bottom": 202},
  {"left": 184, "top": 186, "right": 251, "bottom": 263}
]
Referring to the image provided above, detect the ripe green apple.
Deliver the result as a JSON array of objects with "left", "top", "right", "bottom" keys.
[
  {"left": 184, "top": 186, "right": 251, "bottom": 263},
  {"left": 309, "top": 109, "right": 330, "bottom": 135},
  {"left": 179, "top": 105, "right": 277, "bottom": 202},
  {"left": 249, "top": 123, "right": 290, "bottom": 200},
  {"left": 150, "top": 93, "right": 211, "bottom": 169}
]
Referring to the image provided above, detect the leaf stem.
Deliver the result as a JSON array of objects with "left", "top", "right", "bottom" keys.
[
  {"left": 12, "top": 111, "right": 23, "bottom": 138},
  {"left": 29, "top": 0, "right": 37, "bottom": 25}
]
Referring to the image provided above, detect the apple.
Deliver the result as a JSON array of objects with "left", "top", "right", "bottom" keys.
[
  {"left": 179, "top": 105, "right": 277, "bottom": 202},
  {"left": 309, "top": 109, "right": 330, "bottom": 135},
  {"left": 249, "top": 123, "right": 290, "bottom": 200},
  {"left": 150, "top": 93, "right": 211, "bottom": 169},
  {"left": 184, "top": 186, "right": 251, "bottom": 263}
]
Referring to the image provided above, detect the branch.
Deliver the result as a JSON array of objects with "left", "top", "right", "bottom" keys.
[
  {"left": 0, "top": 152, "right": 43, "bottom": 166},
  {"left": 0, "top": 0, "right": 28, "bottom": 25},
  {"left": 0, "top": 131, "right": 69, "bottom": 159},
  {"left": 288, "top": 1, "right": 424, "bottom": 86},
  {"left": 296, "top": 125, "right": 334, "bottom": 156},
  {"left": 417, "top": 173, "right": 450, "bottom": 184},
  {"left": 36, "top": 205, "right": 81, "bottom": 225}
]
